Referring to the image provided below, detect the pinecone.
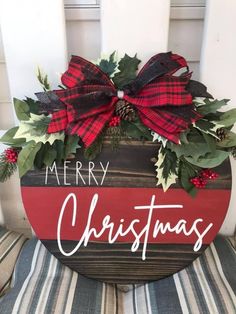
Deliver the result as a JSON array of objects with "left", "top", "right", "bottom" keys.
[
  {"left": 216, "top": 128, "right": 228, "bottom": 141},
  {"left": 115, "top": 100, "right": 136, "bottom": 122}
]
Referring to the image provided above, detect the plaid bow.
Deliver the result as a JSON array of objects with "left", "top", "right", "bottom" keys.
[{"left": 38, "top": 52, "right": 201, "bottom": 147}]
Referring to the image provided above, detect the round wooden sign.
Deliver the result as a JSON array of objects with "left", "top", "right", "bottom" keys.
[{"left": 20, "top": 140, "right": 231, "bottom": 284}]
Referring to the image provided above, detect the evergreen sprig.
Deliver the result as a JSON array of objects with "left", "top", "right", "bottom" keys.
[
  {"left": 84, "top": 132, "right": 105, "bottom": 161},
  {"left": 0, "top": 152, "right": 17, "bottom": 182},
  {"left": 37, "top": 67, "right": 51, "bottom": 91},
  {"left": 106, "top": 126, "right": 123, "bottom": 150}
]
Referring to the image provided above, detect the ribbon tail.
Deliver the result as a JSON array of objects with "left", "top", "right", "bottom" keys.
[
  {"left": 68, "top": 110, "right": 114, "bottom": 147},
  {"left": 36, "top": 91, "right": 66, "bottom": 114},
  {"left": 138, "top": 108, "right": 190, "bottom": 144},
  {"left": 48, "top": 110, "right": 68, "bottom": 133}
]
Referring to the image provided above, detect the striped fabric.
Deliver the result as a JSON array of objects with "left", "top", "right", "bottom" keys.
[
  {"left": 0, "top": 227, "right": 27, "bottom": 296},
  {"left": 0, "top": 236, "right": 235, "bottom": 314}
]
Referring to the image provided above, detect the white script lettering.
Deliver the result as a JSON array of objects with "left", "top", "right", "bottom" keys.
[{"left": 57, "top": 193, "right": 213, "bottom": 260}]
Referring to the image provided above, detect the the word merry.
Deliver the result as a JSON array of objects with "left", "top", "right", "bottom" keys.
[{"left": 45, "top": 161, "right": 110, "bottom": 186}]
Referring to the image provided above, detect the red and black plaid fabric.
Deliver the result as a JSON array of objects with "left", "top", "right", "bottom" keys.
[{"left": 48, "top": 52, "right": 200, "bottom": 147}]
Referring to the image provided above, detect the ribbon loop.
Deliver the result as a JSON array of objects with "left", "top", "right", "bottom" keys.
[{"left": 44, "top": 52, "right": 201, "bottom": 147}]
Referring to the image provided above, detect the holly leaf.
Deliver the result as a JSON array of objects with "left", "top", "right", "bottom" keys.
[
  {"left": 98, "top": 51, "right": 117, "bottom": 77},
  {"left": 168, "top": 141, "right": 210, "bottom": 159},
  {"left": 0, "top": 127, "right": 26, "bottom": 147},
  {"left": 217, "top": 108, "right": 236, "bottom": 127},
  {"left": 121, "top": 118, "right": 152, "bottom": 140},
  {"left": 113, "top": 54, "right": 141, "bottom": 89},
  {"left": 178, "top": 160, "right": 198, "bottom": 197},
  {"left": 155, "top": 147, "right": 178, "bottom": 192},
  {"left": 194, "top": 119, "right": 218, "bottom": 138},
  {"left": 34, "top": 143, "right": 50, "bottom": 169},
  {"left": 217, "top": 132, "right": 236, "bottom": 148},
  {"left": 151, "top": 132, "right": 167, "bottom": 147},
  {"left": 53, "top": 140, "right": 65, "bottom": 163},
  {"left": 24, "top": 97, "right": 40, "bottom": 114},
  {"left": 14, "top": 113, "right": 64, "bottom": 145},
  {"left": 17, "top": 141, "right": 42, "bottom": 177},
  {"left": 43, "top": 146, "right": 57, "bottom": 166},
  {"left": 169, "top": 126, "right": 217, "bottom": 159},
  {"left": 185, "top": 150, "right": 229, "bottom": 168},
  {"left": 196, "top": 99, "right": 229, "bottom": 116},
  {"left": 13, "top": 98, "right": 30, "bottom": 121},
  {"left": 64, "top": 135, "right": 80, "bottom": 159}
]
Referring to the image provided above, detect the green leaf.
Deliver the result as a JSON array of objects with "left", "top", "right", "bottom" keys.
[
  {"left": 185, "top": 150, "right": 229, "bottom": 168},
  {"left": 155, "top": 147, "right": 178, "bottom": 192},
  {"left": 168, "top": 141, "right": 211, "bottom": 159},
  {"left": 121, "top": 118, "right": 152, "bottom": 141},
  {"left": 98, "top": 51, "right": 117, "bottom": 77},
  {"left": 13, "top": 98, "right": 30, "bottom": 121},
  {"left": 194, "top": 119, "right": 218, "bottom": 138},
  {"left": 34, "top": 143, "right": 50, "bottom": 169},
  {"left": 24, "top": 97, "right": 40, "bottom": 114},
  {"left": 217, "top": 109, "right": 236, "bottom": 127},
  {"left": 0, "top": 153, "right": 17, "bottom": 182},
  {"left": 53, "top": 140, "right": 65, "bottom": 163},
  {"left": 169, "top": 127, "right": 215, "bottom": 159},
  {"left": 201, "top": 132, "right": 216, "bottom": 152},
  {"left": 113, "top": 53, "right": 141, "bottom": 89},
  {"left": 37, "top": 67, "right": 51, "bottom": 91},
  {"left": 160, "top": 147, "right": 178, "bottom": 179},
  {"left": 43, "top": 146, "right": 57, "bottom": 166},
  {"left": 64, "top": 135, "right": 80, "bottom": 159},
  {"left": 196, "top": 99, "right": 229, "bottom": 116},
  {"left": 178, "top": 160, "right": 198, "bottom": 197},
  {"left": 217, "top": 131, "right": 236, "bottom": 148},
  {"left": 152, "top": 132, "right": 168, "bottom": 146},
  {"left": 84, "top": 133, "right": 104, "bottom": 161},
  {"left": 179, "top": 130, "right": 190, "bottom": 145},
  {"left": 0, "top": 127, "right": 26, "bottom": 147},
  {"left": 14, "top": 113, "right": 64, "bottom": 145},
  {"left": 17, "top": 141, "right": 42, "bottom": 177}
]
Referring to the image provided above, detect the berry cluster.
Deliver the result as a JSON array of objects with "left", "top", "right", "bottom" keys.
[
  {"left": 5, "top": 148, "right": 18, "bottom": 164},
  {"left": 109, "top": 116, "right": 121, "bottom": 127},
  {"left": 190, "top": 169, "right": 219, "bottom": 189},
  {"left": 200, "top": 169, "right": 219, "bottom": 180}
]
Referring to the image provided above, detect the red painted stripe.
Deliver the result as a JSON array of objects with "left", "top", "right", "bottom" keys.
[{"left": 21, "top": 187, "right": 230, "bottom": 244}]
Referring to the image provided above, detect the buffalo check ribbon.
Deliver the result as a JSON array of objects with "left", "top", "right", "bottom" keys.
[{"left": 37, "top": 52, "right": 201, "bottom": 147}]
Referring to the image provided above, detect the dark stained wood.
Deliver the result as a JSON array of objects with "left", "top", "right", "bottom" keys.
[
  {"left": 42, "top": 240, "right": 207, "bottom": 284},
  {"left": 21, "top": 138, "right": 232, "bottom": 283},
  {"left": 21, "top": 139, "right": 232, "bottom": 189}
]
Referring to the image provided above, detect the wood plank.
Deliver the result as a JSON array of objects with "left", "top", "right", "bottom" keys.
[
  {"left": 42, "top": 240, "right": 207, "bottom": 284},
  {"left": 21, "top": 140, "right": 232, "bottom": 189}
]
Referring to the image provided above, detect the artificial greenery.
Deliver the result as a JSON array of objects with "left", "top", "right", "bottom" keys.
[
  {"left": 0, "top": 150, "right": 18, "bottom": 182},
  {"left": 1, "top": 52, "right": 236, "bottom": 196}
]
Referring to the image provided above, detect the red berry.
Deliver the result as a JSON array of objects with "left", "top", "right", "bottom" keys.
[
  {"left": 109, "top": 116, "right": 121, "bottom": 127},
  {"left": 5, "top": 148, "right": 18, "bottom": 164},
  {"left": 190, "top": 176, "right": 207, "bottom": 189},
  {"left": 201, "top": 169, "right": 219, "bottom": 180}
]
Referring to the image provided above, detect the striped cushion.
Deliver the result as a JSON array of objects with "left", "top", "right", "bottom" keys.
[
  {"left": 0, "top": 227, "right": 27, "bottom": 296},
  {"left": 0, "top": 236, "right": 235, "bottom": 313}
]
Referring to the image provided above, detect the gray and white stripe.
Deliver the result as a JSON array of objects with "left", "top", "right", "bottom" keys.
[{"left": 0, "top": 235, "right": 235, "bottom": 314}]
